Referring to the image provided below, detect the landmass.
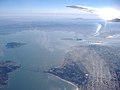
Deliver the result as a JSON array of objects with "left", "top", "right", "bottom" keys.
[
  {"left": 45, "top": 45, "right": 120, "bottom": 90},
  {"left": 61, "top": 38, "right": 83, "bottom": 41},
  {"left": 0, "top": 61, "right": 20, "bottom": 87},
  {"left": 6, "top": 42, "right": 26, "bottom": 48}
]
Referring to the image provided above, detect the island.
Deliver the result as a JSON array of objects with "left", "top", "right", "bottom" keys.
[
  {"left": 45, "top": 45, "right": 120, "bottom": 90},
  {"left": 6, "top": 42, "right": 26, "bottom": 48},
  {"left": 61, "top": 38, "right": 83, "bottom": 41},
  {"left": 0, "top": 61, "right": 20, "bottom": 87}
]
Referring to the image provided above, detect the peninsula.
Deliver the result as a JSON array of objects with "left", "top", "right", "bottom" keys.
[
  {"left": 45, "top": 45, "right": 120, "bottom": 90},
  {"left": 0, "top": 61, "right": 20, "bottom": 87}
]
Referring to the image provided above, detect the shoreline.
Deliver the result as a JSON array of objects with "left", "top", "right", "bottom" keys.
[{"left": 47, "top": 73, "right": 79, "bottom": 90}]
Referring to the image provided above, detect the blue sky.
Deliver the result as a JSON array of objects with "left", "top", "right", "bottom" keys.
[{"left": 0, "top": 0, "right": 120, "bottom": 16}]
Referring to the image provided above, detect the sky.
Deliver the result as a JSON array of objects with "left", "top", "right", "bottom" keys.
[{"left": 0, "top": 0, "right": 120, "bottom": 16}]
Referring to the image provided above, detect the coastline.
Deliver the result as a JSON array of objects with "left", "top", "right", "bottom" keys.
[{"left": 47, "top": 73, "right": 79, "bottom": 90}]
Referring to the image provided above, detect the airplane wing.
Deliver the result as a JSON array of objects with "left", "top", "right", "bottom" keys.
[
  {"left": 67, "top": 5, "right": 120, "bottom": 21},
  {"left": 109, "top": 18, "right": 120, "bottom": 22},
  {"left": 67, "top": 5, "right": 99, "bottom": 13}
]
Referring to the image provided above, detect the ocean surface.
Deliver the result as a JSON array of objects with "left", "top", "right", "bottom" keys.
[{"left": 0, "top": 16, "right": 120, "bottom": 90}]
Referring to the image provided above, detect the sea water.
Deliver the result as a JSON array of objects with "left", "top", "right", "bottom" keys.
[{"left": 0, "top": 16, "right": 120, "bottom": 90}]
